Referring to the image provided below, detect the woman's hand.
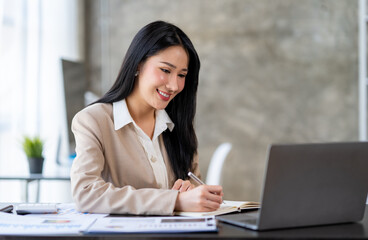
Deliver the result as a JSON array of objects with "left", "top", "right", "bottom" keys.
[
  {"left": 174, "top": 185, "right": 223, "bottom": 212},
  {"left": 171, "top": 179, "right": 194, "bottom": 193}
]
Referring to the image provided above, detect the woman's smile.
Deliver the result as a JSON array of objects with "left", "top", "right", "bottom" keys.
[{"left": 157, "top": 89, "right": 171, "bottom": 101}]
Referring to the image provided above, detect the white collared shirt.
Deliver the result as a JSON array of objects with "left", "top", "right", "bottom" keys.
[{"left": 113, "top": 99, "right": 174, "bottom": 189}]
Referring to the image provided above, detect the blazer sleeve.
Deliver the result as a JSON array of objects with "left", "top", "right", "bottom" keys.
[{"left": 70, "top": 110, "right": 179, "bottom": 215}]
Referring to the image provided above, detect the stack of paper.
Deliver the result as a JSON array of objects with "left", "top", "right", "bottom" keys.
[
  {"left": 0, "top": 203, "right": 218, "bottom": 235},
  {"left": 0, "top": 203, "right": 107, "bottom": 235},
  {"left": 0, "top": 212, "right": 95, "bottom": 235}
]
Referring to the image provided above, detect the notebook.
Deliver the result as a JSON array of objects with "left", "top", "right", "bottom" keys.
[
  {"left": 175, "top": 200, "right": 259, "bottom": 217},
  {"left": 217, "top": 142, "right": 368, "bottom": 231}
]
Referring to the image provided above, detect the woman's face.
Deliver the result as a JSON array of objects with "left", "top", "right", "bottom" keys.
[{"left": 134, "top": 46, "right": 189, "bottom": 111}]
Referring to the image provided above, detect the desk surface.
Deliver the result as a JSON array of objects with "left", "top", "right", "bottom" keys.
[{"left": 0, "top": 206, "right": 367, "bottom": 239}]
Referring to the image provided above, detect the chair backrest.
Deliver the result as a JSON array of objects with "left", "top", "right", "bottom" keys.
[{"left": 206, "top": 142, "right": 232, "bottom": 185}]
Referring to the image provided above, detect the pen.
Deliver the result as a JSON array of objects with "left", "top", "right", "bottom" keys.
[
  {"left": 188, "top": 172, "right": 205, "bottom": 185},
  {"left": 187, "top": 172, "right": 224, "bottom": 204}
]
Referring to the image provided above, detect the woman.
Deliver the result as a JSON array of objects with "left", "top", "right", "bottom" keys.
[{"left": 70, "top": 21, "right": 223, "bottom": 215}]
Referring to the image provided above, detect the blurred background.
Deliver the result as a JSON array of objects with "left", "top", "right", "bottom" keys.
[{"left": 0, "top": 0, "right": 360, "bottom": 203}]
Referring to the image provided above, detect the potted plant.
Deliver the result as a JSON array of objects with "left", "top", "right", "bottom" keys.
[{"left": 22, "top": 136, "right": 44, "bottom": 174}]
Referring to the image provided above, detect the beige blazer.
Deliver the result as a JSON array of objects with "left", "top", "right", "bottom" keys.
[{"left": 70, "top": 103, "right": 201, "bottom": 215}]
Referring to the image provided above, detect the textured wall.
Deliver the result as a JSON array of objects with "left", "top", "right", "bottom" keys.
[{"left": 85, "top": 0, "right": 358, "bottom": 201}]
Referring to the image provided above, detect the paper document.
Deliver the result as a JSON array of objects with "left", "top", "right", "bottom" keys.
[
  {"left": 0, "top": 203, "right": 107, "bottom": 235},
  {"left": 85, "top": 216, "right": 217, "bottom": 233},
  {"left": 0, "top": 212, "right": 95, "bottom": 235}
]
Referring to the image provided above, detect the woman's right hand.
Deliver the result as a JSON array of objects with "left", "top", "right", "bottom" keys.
[{"left": 174, "top": 185, "right": 223, "bottom": 212}]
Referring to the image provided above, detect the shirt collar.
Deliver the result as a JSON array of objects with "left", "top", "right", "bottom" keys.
[
  {"left": 113, "top": 99, "right": 175, "bottom": 133},
  {"left": 154, "top": 107, "right": 175, "bottom": 139}
]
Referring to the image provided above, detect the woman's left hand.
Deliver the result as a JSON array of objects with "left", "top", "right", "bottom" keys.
[{"left": 172, "top": 179, "right": 195, "bottom": 193}]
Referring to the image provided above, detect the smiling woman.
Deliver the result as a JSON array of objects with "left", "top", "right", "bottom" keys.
[
  {"left": 70, "top": 21, "right": 224, "bottom": 215},
  {"left": 126, "top": 46, "right": 188, "bottom": 139}
]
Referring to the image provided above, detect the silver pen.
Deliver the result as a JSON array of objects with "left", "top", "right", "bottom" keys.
[
  {"left": 188, "top": 171, "right": 205, "bottom": 185},
  {"left": 187, "top": 172, "right": 224, "bottom": 204}
]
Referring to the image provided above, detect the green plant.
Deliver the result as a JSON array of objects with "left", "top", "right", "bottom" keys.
[{"left": 22, "top": 136, "right": 44, "bottom": 158}]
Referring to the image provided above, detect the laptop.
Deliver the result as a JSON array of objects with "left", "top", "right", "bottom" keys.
[{"left": 217, "top": 142, "right": 368, "bottom": 231}]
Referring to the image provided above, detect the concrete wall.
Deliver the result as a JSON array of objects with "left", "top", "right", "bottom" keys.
[{"left": 84, "top": 0, "right": 358, "bottom": 201}]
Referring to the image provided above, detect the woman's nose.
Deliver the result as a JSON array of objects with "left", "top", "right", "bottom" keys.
[{"left": 166, "top": 76, "right": 179, "bottom": 92}]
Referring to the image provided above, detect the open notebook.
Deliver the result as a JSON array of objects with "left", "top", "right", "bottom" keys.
[{"left": 175, "top": 200, "right": 260, "bottom": 217}]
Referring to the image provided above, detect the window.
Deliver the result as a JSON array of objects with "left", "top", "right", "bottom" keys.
[{"left": 0, "top": 0, "right": 83, "bottom": 202}]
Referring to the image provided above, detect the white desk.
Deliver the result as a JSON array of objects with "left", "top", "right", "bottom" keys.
[{"left": 0, "top": 174, "right": 70, "bottom": 202}]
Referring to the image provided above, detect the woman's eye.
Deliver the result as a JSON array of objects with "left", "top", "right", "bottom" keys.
[
  {"left": 160, "top": 68, "right": 170, "bottom": 74},
  {"left": 178, "top": 74, "right": 186, "bottom": 78}
]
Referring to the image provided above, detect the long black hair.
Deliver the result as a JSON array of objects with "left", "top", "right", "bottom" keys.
[{"left": 95, "top": 21, "right": 200, "bottom": 180}]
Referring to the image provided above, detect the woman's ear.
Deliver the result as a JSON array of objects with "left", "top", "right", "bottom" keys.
[{"left": 135, "top": 63, "right": 142, "bottom": 77}]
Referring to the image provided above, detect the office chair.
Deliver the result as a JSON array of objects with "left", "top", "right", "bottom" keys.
[{"left": 206, "top": 142, "right": 232, "bottom": 185}]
